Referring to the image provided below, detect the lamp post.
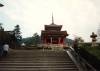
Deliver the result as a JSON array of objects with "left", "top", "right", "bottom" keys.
[{"left": 0, "top": 3, "right": 4, "bottom": 7}]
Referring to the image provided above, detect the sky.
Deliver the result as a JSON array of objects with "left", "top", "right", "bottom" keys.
[{"left": 0, "top": 0, "right": 100, "bottom": 42}]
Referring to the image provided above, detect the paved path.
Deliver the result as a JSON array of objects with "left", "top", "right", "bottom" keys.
[{"left": 0, "top": 49, "right": 79, "bottom": 71}]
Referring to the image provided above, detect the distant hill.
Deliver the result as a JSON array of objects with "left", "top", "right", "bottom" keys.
[
  {"left": 21, "top": 37, "right": 33, "bottom": 46},
  {"left": 22, "top": 36, "right": 41, "bottom": 46},
  {"left": 65, "top": 38, "right": 73, "bottom": 46},
  {"left": 22, "top": 37, "right": 73, "bottom": 46}
]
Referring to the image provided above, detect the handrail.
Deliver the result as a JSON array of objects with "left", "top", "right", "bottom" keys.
[{"left": 68, "top": 46, "right": 97, "bottom": 71}]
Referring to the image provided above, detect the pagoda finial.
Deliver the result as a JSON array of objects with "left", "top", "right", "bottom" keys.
[{"left": 52, "top": 13, "right": 54, "bottom": 25}]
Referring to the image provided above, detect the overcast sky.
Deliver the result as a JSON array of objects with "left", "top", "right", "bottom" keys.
[{"left": 0, "top": 0, "right": 100, "bottom": 42}]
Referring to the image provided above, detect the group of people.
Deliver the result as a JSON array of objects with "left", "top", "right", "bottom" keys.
[{"left": 0, "top": 42, "right": 9, "bottom": 57}]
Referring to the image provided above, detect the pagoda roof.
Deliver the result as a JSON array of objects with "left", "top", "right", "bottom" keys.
[
  {"left": 45, "top": 24, "right": 62, "bottom": 27},
  {"left": 45, "top": 13, "right": 62, "bottom": 29},
  {"left": 45, "top": 24, "right": 62, "bottom": 31},
  {"left": 41, "top": 30, "right": 68, "bottom": 37}
]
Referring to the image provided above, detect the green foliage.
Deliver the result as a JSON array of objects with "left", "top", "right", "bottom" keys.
[
  {"left": 75, "top": 37, "right": 84, "bottom": 43},
  {"left": 22, "top": 33, "right": 40, "bottom": 46},
  {"left": 78, "top": 43, "right": 91, "bottom": 48},
  {"left": 0, "top": 23, "right": 4, "bottom": 31},
  {"left": 65, "top": 38, "right": 73, "bottom": 46},
  {"left": 79, "top": 43, "right": 100, "bottom": 60},
  {"left": 13, "top": 25, "right": 22, "bottom": 46},
  {"left": 85, "top": 47, "right": 100, "bottom": 60},
  {"left": 22, "top": 37, "right": 33, "bottom": 46},
  {"left": 32, "top": 33, "right": 40, "bottom": 46},
  {"left": 0, "top": 3, "right": 4, "bottom": 7},
  {"left": 14, "top": 25, "right": 22, "bottom": 39}
]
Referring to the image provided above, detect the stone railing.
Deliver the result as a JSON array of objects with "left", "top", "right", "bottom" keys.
[{"left": 68, "top": 47, "right": 97, "bottom": 71}]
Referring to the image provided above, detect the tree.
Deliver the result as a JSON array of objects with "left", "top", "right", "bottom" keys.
[
  {"left": 75, "top": 37, "right": 84, "bottom": 43},
  {"left": 32, "top": 33, "right": 40, "bottom": 46},
  {"left": 0, "top": 23, "right": 4, "bottom": 31},
  {"left": 22, "top": 37, "right": 33, "bottom": 46},
  {"left": 0, "top": 3, "right": 4, "bottom": 7},
  {"left": 13, "top": 25, "right": 22, "bottom": 46}
]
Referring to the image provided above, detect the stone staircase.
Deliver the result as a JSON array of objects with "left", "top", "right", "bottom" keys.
[{"left": 0, "top": 49, "right": 79, "bottom": 71}]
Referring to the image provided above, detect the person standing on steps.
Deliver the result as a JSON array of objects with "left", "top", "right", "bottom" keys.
[
  {"left": 73, "top": 39, "right": 78, "bottom": 53},
  {"left": 3, "top": 43, "right": 9, "bottom": 56},
  {"left": 0, "top": 41, "right": 4, "bottom": 57}
]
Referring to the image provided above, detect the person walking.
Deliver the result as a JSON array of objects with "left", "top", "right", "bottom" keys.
[
  {"left": 0, "top": 41, "right": 4, "bottom": 57},
  {"left": 3, "top": 43, "right": 9, "bottom": 56}
]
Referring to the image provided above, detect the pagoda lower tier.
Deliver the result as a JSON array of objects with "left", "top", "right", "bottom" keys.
[
  {"left": 41, "top": 15, "right": 68, "bottom": 47},
  {"left": 41, "top": 30, "right": 68, "bottom": 44}
]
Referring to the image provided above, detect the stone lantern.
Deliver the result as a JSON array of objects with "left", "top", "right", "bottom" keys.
[{"left": 90, "top": 32, "right": 97, "bottom": 47}]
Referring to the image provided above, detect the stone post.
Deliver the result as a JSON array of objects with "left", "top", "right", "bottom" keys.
[{"left": 90, "top": 32, "right": 97, "bottom": 47}]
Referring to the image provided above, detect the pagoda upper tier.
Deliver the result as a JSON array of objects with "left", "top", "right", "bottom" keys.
[
  {"left": 45, "top": 14, "right": 62, "bottom": 31},
  {"left": 45, "top": 24, "right": 62, "bottom": 31}
]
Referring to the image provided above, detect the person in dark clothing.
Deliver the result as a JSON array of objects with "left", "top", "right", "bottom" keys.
[
  {"left": 73, "top": 39, "right": 78, "bottom": 53},
  {"left": 0, "top": 41, "right": 4, "bottom": 57}
]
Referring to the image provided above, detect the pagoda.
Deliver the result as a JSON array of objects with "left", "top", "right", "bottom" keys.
[{"left": 41, "top": 15, "right": 68, "bottom": 47}]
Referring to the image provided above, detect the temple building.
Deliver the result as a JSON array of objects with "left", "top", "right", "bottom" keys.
[{"left": 41, "top": 15, "right": 68, "bottom": 48}]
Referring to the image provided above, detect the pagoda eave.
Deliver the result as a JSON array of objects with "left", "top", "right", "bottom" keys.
[{"left": 41, "top": 31, "right": 68, "bottom": 37}]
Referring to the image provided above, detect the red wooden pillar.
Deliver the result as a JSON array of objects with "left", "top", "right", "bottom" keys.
[
  {"left": 50, "top": 37, "right": 52, "bottom": 44},
  {"left": 44, "top": 38, "right": 46, "bottom": 44},
  {"left": 62, "top": 38, "right": 64, "bottom": 44},
  {"left": 58, "top": 37, "right": 61, "bottom": 44},
  {"left": 63, "top": 37, "right": 66, "bottom": 44}
]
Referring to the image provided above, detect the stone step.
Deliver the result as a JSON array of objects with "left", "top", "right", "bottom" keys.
[
  {"left": 0, "top": 65, "right": 77, "bottom": 68},
  {"left": 0, "top": 65, "right": 76, "bottom": 68},
  {"left": 1, "top": 59, "right": 72, "bottom": 61},
  {"left": 0, "top": 60, "right": 74, "bottom": 64},
  {"left": 7, "top": 55, "right": 70, "bottom": 57},
  {"left": 8, "top": 55, "right": 70, "bottom": 57},
  {"left": 0, "top": 68, "right": 78, "bottom": 71},
  {"left": 0, "top": 49, "right": 79, "bottom": 71},
  {"left": 0, "top": 62, "right": 74, "bottom": 64}
]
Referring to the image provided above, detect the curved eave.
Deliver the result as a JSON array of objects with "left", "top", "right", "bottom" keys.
[
  {"left": 41, "top": 30, "right": 68, "bottom": 37},
  {"left": 45, "top": 25, "right": 62, "bottom": 27},
  {"left": 45, "top": 25, "right": 62, "bottom": 30}
]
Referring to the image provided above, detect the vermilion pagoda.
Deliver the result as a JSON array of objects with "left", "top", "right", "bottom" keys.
[{"left": 41, "top": 15, "right": 68, "bottom": 47}]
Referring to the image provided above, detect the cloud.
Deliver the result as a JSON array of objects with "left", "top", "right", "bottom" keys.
[{"left": 0, "top": 0, "right": 100, "bottom": 42}]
